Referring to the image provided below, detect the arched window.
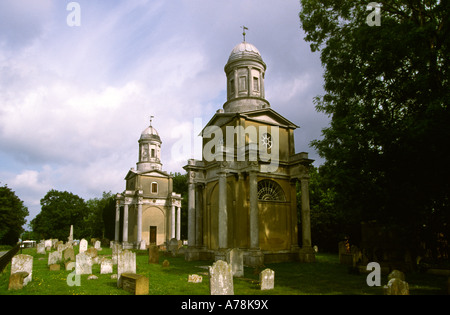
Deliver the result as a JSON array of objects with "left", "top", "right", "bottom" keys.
[{"left": 257, "top": 180, "right": 285, "bottom": 201}]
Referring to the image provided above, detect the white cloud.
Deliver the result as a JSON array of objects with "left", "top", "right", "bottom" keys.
[{"left": 0, "top": 0, "right": 329, "bottom": 225}]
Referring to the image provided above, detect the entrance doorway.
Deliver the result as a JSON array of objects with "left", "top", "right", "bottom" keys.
[{"left": 149, "top": 226, "right": 157, "bottom": 245}]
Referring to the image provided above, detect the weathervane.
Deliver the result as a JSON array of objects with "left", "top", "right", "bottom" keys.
[
  {"left": 241, "top": 25, "right": 248, "bottom": 42},
  {"left": 150, "top": 115, "right": 154, "bottom": 127}
]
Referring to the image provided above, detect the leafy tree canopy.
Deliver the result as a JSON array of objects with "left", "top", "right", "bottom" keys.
[
  {"left": 0, "top": 184, "right": 29, "bottom": 245},
  {"left": 299, "top": 1, "right": 450, "bottom": 248}
]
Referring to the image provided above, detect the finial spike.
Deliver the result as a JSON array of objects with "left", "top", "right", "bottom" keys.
[
  {"left": 241, "top": 25, "right": 248, "bottom": 42},
  {"left": 150, "top": 115, "right": 154, "bottom": 127}
]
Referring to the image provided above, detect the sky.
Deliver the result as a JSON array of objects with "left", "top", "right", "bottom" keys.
[{"left": 0, "top": 0, "right": 329, "bottom": 226}]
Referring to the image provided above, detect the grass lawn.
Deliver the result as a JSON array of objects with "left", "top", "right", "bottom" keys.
[{"left": 0, "top": 247, "right": 447, "bottom": 295}]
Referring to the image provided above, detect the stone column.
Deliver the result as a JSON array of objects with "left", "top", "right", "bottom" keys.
[
  {"left": 137, "top": 198, "right": 142, "bottom": 245},
  {"left": 249, "top": 171, "right": 259, "bottom": 249},
  {"left": 171, "top": 204, "right": 176, "bottom": 239},
  {"left": 188, "top": 182, "right": 196, "bottom": 247},
  {"left": 123, "top": 203, "right": 129, "bottom": 243},
  {"left": 195, "top": 185, "right": 203, "bottom": 246},
  {"left": 115, "top": 198, "right": 120, "bottom": 242},
  {"left": 299, "top": 176, "right": 315, "bottom": 262},
  {"left": 176, "top": 206, "right": 181, "bottom": 240},
  {"left": 218, "top": 171, "right": 228, "bottom": 250}
]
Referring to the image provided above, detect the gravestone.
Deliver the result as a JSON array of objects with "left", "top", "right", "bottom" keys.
[
  {"left": 44, "top": 239, "right": 52, "bottom": 249},
  {"left": 117, "top": 250, "right": 136, "bottom": 287},
  {"left": 148, "top": 245, "right": 159, "bottom": 264},
  {"left": 79, "top": 239, "right": 88, "bottom": 253},
  {"left": 188, "top": 274, "right": 203, "bottom": 283},
  {"left": 76, "top": 252, "right": 92, "bottom": 275},
  {"left": 101, "top": 258, "right": 113, "bottom": 274},
  {"left": 63, "top": 248, "right": 75, "bottom": 261},
  {"left": 226, "top": 248, "right": 244, "bottom": 277},
  {"left": 48, "top": 251, "right": 62, "bottom": 265},
  {"left": 139, "top": 240, "right": 146, "bottom": 250},
  {"left": 388, "top": 270, "right": 405, "bottom": 281},
  {"left": 112, "top": 243, "right": 122, "bottom": 264},
  {"left": 168, "top": 238, "right": 179, "bottom": 255},
  {"left": 8, "top": 272, "right": 29, "bottom": 290},
  {"left": 209, "top": 260, "right": 234, "bottom": 295},
  {"left": 259, "top": 268, "right": 275, "bottom": 290},
  {"left": 37, "top": 243, "right": 46, "bottom": 255},
  {"left": 10, "top": 254, "right": 33, "bottom": 286},
  {"left": 94, "top": 240, "right": 101, "bottom": 250},
  {"left": 85, "top": 247, "right": 98, "bottom": 258},
  {"left": 383, "top": 278, "right": 409, "bottom": 295}
]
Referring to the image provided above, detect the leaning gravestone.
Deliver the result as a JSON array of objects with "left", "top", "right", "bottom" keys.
[
  {"left": 117, "top": 250, "right": 136, "bottom": 287},
  {"left": 76, "top": 252, "right": 92, "bottom": 275},
  {"left": 259, "top": 268, "right": 275, "bottom": 290},
  {"left": 209, "top": 260, "right": 234, "bottom": 295},
  {"left": 226, "top": 248, "right": 244, "bottom": 277},
  {"left": 10, "top": 254, "right": 33, "bottom": 286}
]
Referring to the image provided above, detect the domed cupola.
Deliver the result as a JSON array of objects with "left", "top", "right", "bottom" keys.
[
  {"left": 137, "top": 117, "right": 162, "bottom": 172},
  {"left": 223, "top": 39, "right": 270, "bottom": 113}
]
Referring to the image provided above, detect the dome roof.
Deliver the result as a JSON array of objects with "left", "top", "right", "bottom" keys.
[
  {"left": 227, "top": 42, "right": 263, "bottom": 64},
  {"left": 140, "top": 125, "right": 161, "bottom": 142}
]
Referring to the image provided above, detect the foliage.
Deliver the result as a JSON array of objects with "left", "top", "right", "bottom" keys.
[
  {"left": 299, "top": 1, "right": 450, "bottom": 253},
  {"left": 0, "top": 185, "right": 29, "bottom": 245},
  {"left": 30, "top": 190, "right": 89, "bottom": 240},
  {"left": 85, "top": 191, "right": 115, "bottom": 240}
]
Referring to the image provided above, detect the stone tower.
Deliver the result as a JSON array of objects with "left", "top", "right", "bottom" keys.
[{"left": 184, "top": 38, "right": 315, "bottom": 265}]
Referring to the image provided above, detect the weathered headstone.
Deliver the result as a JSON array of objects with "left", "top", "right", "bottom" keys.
[
  {"left": 139, "top": 239, "right": 146, "bottom": 250},
  {"left": 10, "top": 254, "right": 33, "bottom": 286},
  {"left": 100, "top": 258, "right": 113, "bottom": 274},
  {"left": 259, "top": 268, "right": 275, "bottom": 290},
  {"left": 209, "top": 260, "right": 234, "bottom": 295},
  {"left": 148, "top": 245, "right": 159, "bottom": 264},
  {"left": 37, "top": 243, "right": 46, "bottom": 255},
  {"left": 76, "top": 252, "right": 92, "bottom": 275},
  {"left": 226, "top": 248, "right": 244, "bottom": 277},
  {"left": 383, "top": 278, "right": 409, "bottom": 295},
  {"left": 168, "top": 238, "right": 179, "bottom": 255},
  {"left": 49, "top": 264, "right": 60, "bottom": 271},
  {"left": 112, "top": 243, "right": 122, "bottom": 264},
  {"left": 94, "top": 240, "right": 101, "bottom": 250},
  {"left": 188, "top": 274, "right": 203, "bottom": 283},
  {"left": 48, "top": 251, "right": 62, "bottom": 265},
  {"left": 8, "top": 272, "right": 29, "bottom": 290},
  {"left": 44, "top": 239, "right": 52, "bottom": 249},
  {"left": 79, "top": 239, "right": 88, "bottom": 253},
  {"left": 63, "top": 248, "right": 75, "bottom": 261},
  {"left": 117, "top": 250, "right": 136, "bottom": 287},
  {"left": 85, "top": 247, "right": 98, "bottom": 258},
  {"left": 388, "top": 270, "right": 405, "bottom": 281}
]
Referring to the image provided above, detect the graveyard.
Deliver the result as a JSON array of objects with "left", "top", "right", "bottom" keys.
[{"left": 0, "top": 241, "right": 447, "bottom": 295}]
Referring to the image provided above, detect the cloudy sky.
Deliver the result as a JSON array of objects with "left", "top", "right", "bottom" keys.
[{"left": 0, "top": 0, "right": 328, "bottom": 225}]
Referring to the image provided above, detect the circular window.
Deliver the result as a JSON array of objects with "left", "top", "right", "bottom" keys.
[
  {"left": 260, "top": 133, "right": 272, "bottom": 150},
  {"left": 257, "top": 180, "right": 285, "bottom": 201}
]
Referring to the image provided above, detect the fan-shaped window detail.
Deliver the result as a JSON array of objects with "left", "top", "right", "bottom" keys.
[{"left": 257, "top": 180, "right": 286, "bottom": 201}]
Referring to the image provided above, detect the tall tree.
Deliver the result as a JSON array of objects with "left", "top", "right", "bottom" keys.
[
  {"left": 0, "top": 184, "right": 29, "bottom": 245},
  {"left": 299, "top": 1, "right": 450, "bottom": 253},
  {"left": 31, "top": 190, "right": 89, "bottom": 240}
]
